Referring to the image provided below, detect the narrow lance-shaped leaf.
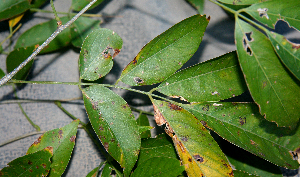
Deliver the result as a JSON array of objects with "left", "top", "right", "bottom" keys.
[
  {"left": 183, "top": 102, "right": 300, "bottom": 169},
  {"left": 27, "top": 119, "right": 80, "bottom": 177},
  {"left": 266, "top": 31, "right": 300, "bottom": 81},
  {"left": 152, "top": 99, "right": 233, "bottom": 177},
  {"left": 157, "top": 51, "right": 247, "bottom": 102},
  {"left": 79, "top": 28, "right": 123, "bottom": 81},
  {"left": 71, "top": 0, "right": 104, "bottom": 11},
  {"left": 0, "top": 0, "right": 30, "bottom": 21},
  {"left": 14, "top": 16, "right": 72, "bottom": 54},
  {"left": 0, "top": 68, "right": 5, "bottom": 78},
  {"left": 216, "top": 0, "right": 264, "bottom": 5},
  {"left": 0, "top": 147, "right": 53, "bottom": 177},
  {"left": 235, "top": 18, "right": 300, "bottom": 128},
  {"left": 118, "top": 14, "right": 209, "bottom": 86},
  {"left": 244, "top": 0, "right": 300, "bottom": 31},
  {"left": 186, "top": 0, "right": 205, "bottom": 15},
  {"left": 82, "top": 85, "right": 140, "bottom": 176}
]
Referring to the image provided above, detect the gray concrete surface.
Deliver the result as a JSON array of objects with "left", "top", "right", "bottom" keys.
[{"left": 0, "top": 0, "right": 299, "bottom": 176}]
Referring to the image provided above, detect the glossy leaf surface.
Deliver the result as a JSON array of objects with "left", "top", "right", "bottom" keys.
[
  {"left": 186, "top": 0, "right": 204, "bottom": 14},
  {"left": 82, "top": 85, "right": 140, "bottom": 176},
  {"left": 27, "top": 120, "right": 80, "bottom": 177},
  {"left": 183, "top": 102, "right": 300, "bottom": 169},
  {"left": 217, "top": 0, "right": 264, "bottom": 5},
  {"left": 244, "top": 0, "right": 300, "bottom": 30},
  {"left": 157, "top": 51, "right": 247, "bottom": 102},
  {"left": 266, "top": 31, "right": 300, "bottom": 81},
  {"left": 14, "top": 16, "right": 71, "bottom": 54},
  {"left": 71, "top": 17, "right": 101, "bottom": 48},
  {"left": 235, "top": 18, "right": 300, "bottom": 128},
  {"left": 71, "top": 0, "right": 104, "bottom": 11},
  {"left": 0, "top": 147, "right": 53, "bottom": 177},
  {"left": 79, "top": 29, "right": 122, "bottom": 81},
  {"left": 136, "top": 114, "right": 151, "bottom": 138},
  {"left": 152, "top": 99, "right": 233, "bottom": 177},
  {"left": 119, "top": 14, "right": 209, "bottom": 86},
  {"left": 131, "top": 157, "right": 184, "bottom": 177},
  {"left": 6, "top": 46, "right": 35, "bottom": 81},
  {"left": 0, "top": 0, "right": 30, "bottom": 21}
]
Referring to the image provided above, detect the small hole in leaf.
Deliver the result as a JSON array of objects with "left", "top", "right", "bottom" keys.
[{"left": 134, "top": 77, "right": 144, "bottom": 84}]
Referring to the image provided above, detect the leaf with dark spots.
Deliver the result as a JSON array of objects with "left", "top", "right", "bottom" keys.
[
  {"left": 118, "top": 14, "right": 209, "bottom": 86},
  {"left": 183, "top": 102, "right": 300, "bottom": 169},
  {"left": 82, "top": 85, "right": 140, "bottom": 176},
  {"left": 217, "top": 0, "right": 263, "bottom": 5},
  {"left": 27, "top": 120, "right": 79, "bottom": 177},
  {"left": 168, "top": 102, "right": 182, "bottom": 110},
  {"left": 152, "top": 99, "right": 233, "bottom": 176},
  {"left": 79, "top": 28, "right": 123, "bottom": 81}
]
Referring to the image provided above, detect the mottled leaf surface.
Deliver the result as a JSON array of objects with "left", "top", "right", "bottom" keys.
[
  {"left": 6, "top": 46, "right": 35, "bottom": 81},
  {"left": 244, "top": 0, "right": 300, "bottom": 30},
  {"left": 0, "top": 147, "right": 53, "bottom": 177},
  {"left": 152, "top": 99, "right": 233, "bottom": 177},
  {"left": 136, "top": 114, "right": 151, "bottom": 138},
  {"left": 0, "top": 0, "right": 30, "bottom": 21},
  {"left": 266, "top": 31, "right": 300, "bottom": 81},
  {"left": 119, "top": 14, "right": 209, "bottom": 86},
  {"left": 186, "top": 0, "right": 204, "bottom": 14},
  {"left": 71, "top": 17, "right": 101, "bottom": 48},
  {"left": 71, "top": 0, "right": 104, "bottom": 11},
  {"left": 79, "top": 28, "right": 122, "bottom": 81},
  {"left": 14, "top": 16, "right": 71, "bottom": 54},
  {"left": 82, "top": 85, "right": 140, "bottom": 176},
  {"left": 157, "top": 51, "right": 247, "bottom": 102},
  {"left": 217, "top": 0, "right": 266, "bottom": 5},
  {"left": 27, "top": 120, "right": 80, "bottom": 177},
  {"left": 183, "top": 102, "right": 300, "bottom": 169},
  {"left": 131, "top": 157, "right": 184, "bottom": 177},
  {"left": 235, "top": 18, "right": 300, "bottom": 128}
]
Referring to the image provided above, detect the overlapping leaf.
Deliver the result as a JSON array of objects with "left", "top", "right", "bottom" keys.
[
  {"left": 30, "top": 0, "right": 48, "bottom": 8},
  {"left": 27, "top": 119, "right": 80, "bottom": 177},
  {"left": 100, "top": 163, "right": 122, "bottom": 177},
  {"left": 118, "top": 14, "right": 209, "bottom": 86},
  {"left": 152, "top": 99, "right": 233, "bottom": 177},
  {"left": 217, "top": 0, "right": 266, "bottom": 5},
  {"left": 14, "top": 16, "right": 72, "bottom": 54},
  {"left": 266, "top": 31, "right": 300, "bottom": 81},
  {"left": 71, "top": 0, "right": 104, "bottom": 11},
  {"left": 79, "top": 29, "right": 123, "bottom": 81},
  {"left": 0, "top": 0, "right": 30, "bottom": 21},
  {"left": 244, "top": 0, "right": 300, "bottom": 30},
  {"left": 0, "top": 147, "right": 53, "bottom": 176},
  {"left": 136, "top": 114, "right": 151, "bottom": 138},
  {"left": 235, "top": 18, "right": 300, "bottom": 128},
  {"left": 186, "top": 0, "right": 204, "bottom": 15},
  {"left": 183, "top": 102, "right": 300, "bottom": 169},
  {"left": 82, "top": 85, "right": 140, "bottom": 176},
  {"left": 157, "top": 51, "right": 247, "bottom": 102}
]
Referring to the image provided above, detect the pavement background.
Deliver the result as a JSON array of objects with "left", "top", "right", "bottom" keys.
[{"left": 0, "top": 0, "right": 299, "bottom": 176}]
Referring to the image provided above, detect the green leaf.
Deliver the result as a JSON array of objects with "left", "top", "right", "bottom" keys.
[
  {"left": 131, "top": 157, "right": 184, "bottom": 177},
  {"left": 0, "top": 147, "right": 53, "bottom": 177},
  {"left": 6, "top": 46, "right": 35, "bottom": 81},
  {"left": 233, "top": 170, "right": 251, "bottom": 176},
  {"left": 152, "top": 99, "right": 233, "bottom": 177},
  {"left": 137, "top": 133, "right": 179, "bottom": 166},
  {"left": 79, "top": 28, "right": 123, "bottom": 81},
  {"left": 100, "top": 163, "right": 122, "bottom": 177},
  {"left": 216, "top": 0, "right": 264, "bottom": 5},
  {"left": 82, "top": 85, "right": 140, "bottom": 176},
  {"left": 27, "top": 119, "right": 80, "bottom": 177},
  {"left": 266, "top": 31, "right": 300, "bottom": 81},
  {"left": 118, "top": 14, "right": 209, "bottom": 86},
  {"left": 71, "top": 0, "right": 104, "bottom": 11},
  {"left": 71, "top": 17, "right": 101, "bottom": 48},
  {"left": 0, "top": 68, "right": 5, "bottom": 78},
  {"left": 30, "top": 0, "right": 48, "bottom": 8},
  {"left": 157, "top": 51, "right": 247, "bottom": 102},
  {"left": 86, "top": 165, "right": 100, "bottom": 177},
  {"left": 186, "top": 0, "right": 205, "bottom": 14},
  {"left": 136, "top": 114, "right": 151, "bottom": 138},
  {"left": 235, "top": 18, "right": 300, "bottom": 128},
  {"left": 14, "top": 16, "right": 72, "bottom": 54},
  {"left": 244, "top": 0, "right": 300, "bottom": 30},
  {"left": 183, "top": 102, "right": 300, "bottom": 169},
  {"left": 0, "top": 0, "right": 30, "bottom": 21}
]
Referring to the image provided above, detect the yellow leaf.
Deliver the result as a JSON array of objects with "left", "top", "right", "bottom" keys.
[{"left": 9, "top": 14, "right": 24, "bottom": 28}]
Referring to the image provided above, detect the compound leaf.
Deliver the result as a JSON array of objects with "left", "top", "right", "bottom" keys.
[
  {"left": 118, "top": 14, "right": 209, "bottom": 86},
  {"left": 27, "top": 119, "right": 80, "bottom": 177},
  {"left": 79, "top": 28, "right": 122, "bottom": 81},
  {"left": 235, "top": 18, "right": 300, "bottom": 128},
  {"left": 157, "top": 51, "right": 247, "bottom": 102},
  {"left": 152, "top": 99, "right": 233, "bottom": 177},
  {"left": 0, "top": 0, "right": 30, "bottom": 21},
  {"left": 82, "top": 85, "right": 140, "bottom": 176}
]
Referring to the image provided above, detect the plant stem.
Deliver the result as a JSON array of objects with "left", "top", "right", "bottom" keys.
[
  {"left": 30, "top": 8, "right": 103, "bottom": 18},
  {"left": 54, "top": 101, "right": 84, "bottom": 124},
  {"left": 0, "top": 24, "right": 22, "bottom": 48},
  {"left": 0, "top": 131, "right": 46, "bottom": 147},
  {"left": 130, "top": 107, "right": 154, "bottom": 116},
  {"left": 0, "top": 0, "right": 99, "bottom": 86},
  {"left": 50, "top": 0, "right": 61, "bottom": 24}
]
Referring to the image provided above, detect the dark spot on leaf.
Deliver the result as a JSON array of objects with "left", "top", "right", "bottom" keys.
[
  {"left": 188, "top": 158, "right": 192, "bottom": 162},
  {"left": 200, "top": 120, "right": 207, "bottom": 127},
  {"left": 58, "top": 130, "right": 63, "bottom": 139},
  {"left": 243, "top": 32, "right": 253, "bottom": 56},
  {"left": 29, "top": 169, "right": 33, "bottom": 172},
  {"left": 122, "top": 104, "right": 129, "bottom": 109},
  {"left": 132, "top": 57, "right": 137, "bottom": 64},
  {"left": 257, "top": 8, "right": 269, "bottom": 19},
  {"left": 181, "top": 136, "right": 188, "bottom": 142},
  {"left": 262, "top": 81, "right": 267, "bottom": 88},
  {"left": 289, "top": 151, "right": 298, "bottom": 160},
  {"left": 153, "top": 104, "right": 167, "bottom": 126},
  {"left": 250, "top": 140, "right": 256, "bottom": 145},
  {"left": 285, "top": 163, "right": 292, "bottom": 167},
  {"left": 28, "top": 160, "right": 33, "bottom": 165},
  {"left": 134, "top": 77, "right": 144, "bottom": 84},
  {"left": 239, "top": 117, "right": 246, "bottom": 125},
  {"left": 104, "top": 142, "right": 109, "bottom": 151},
  {"left": 112, "top": 101, "right": 115, "bottom": 105},
  {"left": 33, "top": 135, "right": 43, "bottom": 145},
  {"left": 168, "top": 102, "right": 182, "bottom": 110},
  {"left": 42, "top": 164, "right": 47, "bottom": 169},
  {"left": 193, "top": 154, "right": 204, "bottom": 163},
  {"left": 111, "top": 138, "right": 115, "bottom": 143},
  {"left": 36, "top": 165, "right": 39, "bottom": 169},
  {"left": 99, "top": 126, "right": 104, "bottom": 131},
  {"left": 70, "top": 135, "right": 76, "bottom": 142},
  {"left": 113, "top": 49, "right": 121, "bottom": 58},
  {"left": 295, "top": 147, "right": 300, "bottom": 154},
  {"left": 207, "top": 16, "right": 210, "bottom": 21},
  {"left": 84, "top": 49, "right": 88, "bottom": 55},
  {"left": 202, "top": 105, "right": 209, "bottom": 111}
]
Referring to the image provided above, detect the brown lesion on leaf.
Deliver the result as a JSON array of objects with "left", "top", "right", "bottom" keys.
[
  {"left": 188, "top": 157, "right": 192, "bottom": 162},
  {"left": 32, "top": 135, "right": 43, "bottom": 146},
  {"left": 250, "top": 140, "right": 256, "bottom": 145},
  {"left": 104, "top": 142, "right": 109, "bottom": 151},
  {"left": 193, "top": 154, "right": 204, "bottom": 163},
  {"left": 111, "top": 138, "right": 115, "bottom": 143},
  {"left": 58, "top": 130, "right": 63, "bottom": 139},
  {"left": 42, "top": 164, "right": 47, "bottom": 169},
  {"left": 173, "top": 135, "right": 185, "bottom": 153},
  {"left": 165, "top": 122, "right": 174, "bottom": 137},
  {"left": 167, "top": 102, "right": 182, "bottom": 110},
  {"left": 239, "top": 117, "right": 246, "bottom": 125},
  {"left": 257, "top": 8, "right": 269, "bottom": 19},
  {"left": 134, "top": 77, "right": 144, "bottom": 84},
  {"left": 202, "top": 104, "right": 210, "bottom": 111},
  {"left": 113, "top": 49, "right": 121, "bottom": 58},
  {"left": 181, "top": 136, "right": 188, "bottom": 142},
  {"left": 70, "top": 135, "right": 76, "bottom": 143},
  {"left": 153, "top": 104, "right": 167, "bottom": 126},
  {"left": 243, "top": 32, "right": 254, "bottom": 56},
  {"left": 28, "top": 160, "right": 33, "bottom": 165}
]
